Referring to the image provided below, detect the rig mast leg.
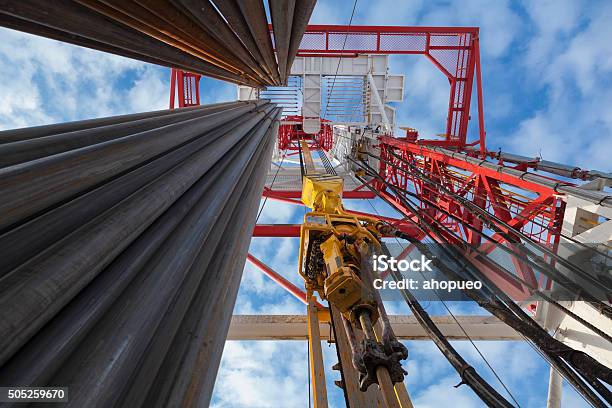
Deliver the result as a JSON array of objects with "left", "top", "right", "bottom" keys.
[{"left": 308, "top": 295, "right": 329, "bottom": 408}]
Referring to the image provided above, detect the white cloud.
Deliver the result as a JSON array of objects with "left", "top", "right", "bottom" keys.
[
  {"left": 505, "top": 1, "right": 612, "bottom": 170},
  {"left": 212, "top": 341, "right": 310, "bottom": 408},
  {"left": 126, "top": 66, "right": 168, "bottom": 112},
  {"left": 419, "top": 0, "right": 522, "bottom": 58},
  {"left": 256, "top": 199, "right": 300, "bottom": 225},
  {"left": 0, "top": 27, "right": 168, "bottom": 131}
]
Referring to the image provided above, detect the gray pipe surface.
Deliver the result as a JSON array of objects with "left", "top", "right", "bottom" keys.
[{"left": 0, "top": 103, "right": 280, "bottom": 408}]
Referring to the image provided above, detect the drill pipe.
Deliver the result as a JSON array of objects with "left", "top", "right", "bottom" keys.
[
  {"left": 285, "top": 0, "right": 317, "bottom": 82},
  {"left": 45, "top": 112, "right": 277, "bottom": 407},
  {"left": 161, "top": 0, "right": 276, "bottom": 85},
  {"left": 212, "top": 0, "right": 281, "bottom": 85},
  {"left": 0, "top": 0, "right": 266, "bottom": 87},
  {"left": 269, "top": 0, "right": 295, "bottom": 85},
  {"left": 0, "top": 11, "right": 231, "bottom": 83},
  {"left": 0, "top": 100, "right": 268, "bottom": 232},
  {"left": 0, "top": 101, "right": 278, "bottom": 365},
  {"left": 143, "top": 113, "right": 280, "bottom": 408},
  {"left": 0, "top": 112, "right": 277, "bottom": 394},
  {"left": 0, "top": 103, "right": 265, "bottom": 277},
  {"left": 74, "top": 0, "right": 263, "bottom": 83},
  {"left": 0, "top": 115, "right": 264, "bottom": 388},
  {"left": 0, "top": 102, "right": 235, "bottom": 144},
  {"left": 0, "top": 0, "right": 317, "bottom": 86},
  {"left": 0, "top": 101, "right": 250, "bottom": 167}
]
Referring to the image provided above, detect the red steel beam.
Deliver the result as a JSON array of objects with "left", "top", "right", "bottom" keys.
[
  {"left": 253, "top": 223, "right": 418, "bottom": 238},
  {"left": 247, "top": 253, "right": 324, "bottom": 308},
  {"left": 253, "top": 224, "right": 301, "bottom": 237},
  {"left": 263, "top": 190, "right": 376, "bottom": 199},
  {"left": 379, "top": 137, "right": 556, "bottom": 196},
  {"left": 374, "top": 137, "right": 566, "bottom": 296}
]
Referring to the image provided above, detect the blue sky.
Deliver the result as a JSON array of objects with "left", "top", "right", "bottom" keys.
[{"left": 1, "top": 0, "right": 610, "bottom": 407}]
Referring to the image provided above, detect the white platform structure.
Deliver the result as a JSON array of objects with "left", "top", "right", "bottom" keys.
[{"left": 238, "top": 55, "right": 404, "bottom": 133}]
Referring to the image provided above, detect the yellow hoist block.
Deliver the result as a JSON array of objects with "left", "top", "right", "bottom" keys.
[{"left": 301, "top": 174, "right": 344, "bottom": 213}]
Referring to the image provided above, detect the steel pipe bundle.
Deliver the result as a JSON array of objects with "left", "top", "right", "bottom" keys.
[
  {"left": 0, "top": 100, "right": 281, "bottom": 407},
  {"left": 0, "top": 0, "right": 317, "bottom": 87},
  {"left": 269, "top": 0, "right": 316, "bottom": 84}
]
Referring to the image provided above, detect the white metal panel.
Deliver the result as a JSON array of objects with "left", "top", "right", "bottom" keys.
[
  {"left": 386, "top": 75, "right": 405, "bottom": 102},
  {"left": 369, "top": 55, "right": 388, "bottom": 74},
  {"left": 303, "top": 73, "right": 321, "bottom": 117},
  {"left": 303, "top": 118, "right": 321, "bottom": 134},
  {"left": 291, "top": 56, "right": 304, "bottom": 74},
  {"left": 237, "top": 86, "right": 258, "bottom": 101}
]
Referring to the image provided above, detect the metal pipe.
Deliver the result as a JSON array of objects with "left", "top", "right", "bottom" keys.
[
  {"left": 0, "top": 105, "right": 264, "bottom": 277},
  {"left": 76, "top": 0, "right": 266, "bottom": 84},
  {"left": 0, "top": 101, "right": 267, "bottom": 232},
  {"left": 357, "top": 311, "right": 401, "bottom": 408},
  {"left": 0, "top": 102, "right": 248, "bottom": 166},
  {"left": 75, "top": 0, "right": 243, "bottom": 75},
  {"left": 142, "top": 110, "right": 281, "bottom": 407},
  {"left": 168, "top": 0, "right": 276, "bottom": 84},
  {"left": 464, "top": 147, "right": 612, "bottom": 181},
  {"left": 547, "top": 364, "right": 563, "bottom": 408},
  {"left": 0, "top": 102, "right": 236, "bottom": 144},
  {"left": 0, "top": 105, "right": 281, "bottom": 408},
  {"left": 127, "top": 135, "right": 271, "bottom": 407},
  {"left": 212, "top": 0, "right": 281, "bottom": 85},
  {"left": 0, "top": 1, "right": 264, "bottom": 86},
  {"left": 269, "top": 0, "right": 295, "bottom": 85},
  {"left": 0, "top": 12, "right": 258, "bottom": 86},
  {"left": 238, "top": 0, "right": 282, "bottom": 85},
  {"left": 0, "top": 108, "right": 280, "bottom": 406},
  {"left": 285, "top": 0, "right": 317, "bottom": 81},
  {"left": 0, "top": 103, "right": 277, "bottom": 365},
  {"left": 0, "top": 117, "right": 253, "bottom": 389},
  {"left": 206, "top": 0, "right": 279, "bottom": 85},
  {"left": 0, "top": 126, "right": 246, "bottom": 365},
  {"left": 47, "top": 115, "right": 271, "bottom": 407}
]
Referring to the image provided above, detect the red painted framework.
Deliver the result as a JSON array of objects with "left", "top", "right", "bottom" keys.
[
  {"left": 170, "top": 68, "right": 201, "bottom": 109},
  {"left": 278, "top": 115, "right": 333, "bottom": 151},
  {"left": 252, "top": 25, "right": 568, "bottom": 304},
  {"left": 272, "top": 25, "right": 486, "bottom": 153},
  {"left": 374, "top": 137, "right": 565, "bottom": 299},
  {"left": 165, "top": 25, "right": 567, "bottom": 304}
]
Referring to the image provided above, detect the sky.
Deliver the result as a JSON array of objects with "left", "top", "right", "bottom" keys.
[{"left": 0, "top": 0, "right": 610, "bottom": 407}]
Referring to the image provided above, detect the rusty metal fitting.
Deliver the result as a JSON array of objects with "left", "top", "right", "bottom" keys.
[{"left": 355, "top": 338, "right": 408, "bottom": 391}]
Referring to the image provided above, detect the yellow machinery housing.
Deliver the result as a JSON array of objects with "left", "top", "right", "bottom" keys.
[{"left": 298, "top": 171, "right": 381, "bottom": 323}]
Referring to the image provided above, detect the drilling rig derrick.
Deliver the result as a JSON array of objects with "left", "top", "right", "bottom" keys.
[{"left": 0, "top": 3, "right": 610, "bottom": 408}]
